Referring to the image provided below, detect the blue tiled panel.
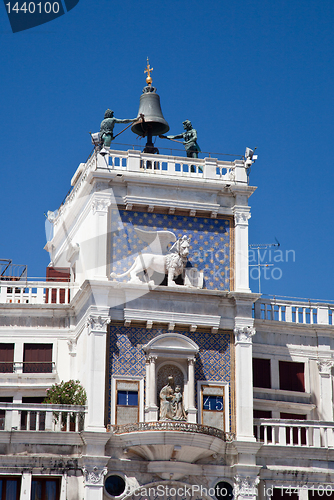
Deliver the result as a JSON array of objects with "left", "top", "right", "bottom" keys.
[
  {"left": 108, "top": 326, "right": 232, "bottom": 424},
  {"left": 111, "top": 210, "right": 232, "bottom": 291}
]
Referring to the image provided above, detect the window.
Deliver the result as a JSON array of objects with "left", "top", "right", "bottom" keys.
[
  {"left": 31, "top": 478, "right": 59, "bottom": 500},
  {"left": 115, "top": 381, "right": 139, "bottom": 425},
  {"left": 23, "top": 344, "right": 52, "bottom": 373},
  {"left": 0, "top": 344, "right": 14, "bottom": 373},
  {"left": 104, "top": 475, "right": 126, "bottom": 497},
  {"left": 0, "top": 477, "right": 20, "bottom": 500},
  {"left": 279, "top": 361, "right": 305, "bottom": 392},
  {"left": 215, "top": 482, "right": 233, "bottom": 500},
  {"left": 117, "top": 391, "right": 138, "bottom": 406},
  {"left": 253, "top": 358, "right": 271, "bottom": 389},
  {"left": 272, "top": 489, "right": 298, "bottom": 500}
]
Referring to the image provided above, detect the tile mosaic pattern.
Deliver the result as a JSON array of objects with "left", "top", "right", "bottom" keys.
[
  {"left": 108, "top": 325, "right": 231, "bottom": 425},
  {"left": 111, "top": 210, "right": 232, "bottom": 291}
]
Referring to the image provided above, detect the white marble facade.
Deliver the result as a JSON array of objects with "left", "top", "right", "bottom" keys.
[{"left": 0, "top": 148, "right": 333, "bottom": 500}]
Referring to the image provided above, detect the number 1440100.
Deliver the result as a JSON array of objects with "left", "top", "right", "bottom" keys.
[{"left": 6, "top": 2, "right": 60, "bottom": 14}]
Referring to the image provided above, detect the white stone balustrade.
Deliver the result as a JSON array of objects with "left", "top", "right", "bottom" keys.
[
  {"left": 0, "top": 403, "right": 86, "bottom": 432},
  {"left": 103, "top": 149, "right": 238, "bottom": 182},
  {"left": 254, "top": 418, "right": 334, "bottom": 448},
  {"left": 254, "top": 298, "right": 334, "bottom": 325},
  {"left": 0, "top": 280, "right": 76, "bottom": 305}
]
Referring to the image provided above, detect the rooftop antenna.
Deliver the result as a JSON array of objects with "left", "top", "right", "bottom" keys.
[{"left": 249, "top": 239, "right": 280, "bottom": 293}]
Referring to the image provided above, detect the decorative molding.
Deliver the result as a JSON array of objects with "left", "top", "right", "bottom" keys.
[
  {"left": 234, "top": 211, "right": 251, "bottom": 226},
  {"left": 168, "top": 322, "right": 175, "bottom": 331},
  {"left": 123, "top": 195, "right": 220, "bottom": 214},
  {"left": 87, "top": 315, "right": 110, "bottom": 333},
  {"left": 110, "top": 421, "right": 229, "bottom": 441},
  {"left": 190, "top": 209, "right": 196, "bottom": 217},
  {"left": 190, "top": 324, "right": 197, "bottom": 332},
  {"left": 146, "top": 320, "right": 153, "bottom": 329},
  {"left": 233, "top": 205, "right": 251, "bottom": 226},
  {"left": 147, "top": 355, "right": 158, "bottom": 364},
  {"left": 83, "top": 466, "right": 107, "bottom": 486},
  {"left": 91, "top": 196, "right": 111, "bottom": 215},
  {"left": 67, "top": 339, "right": 77, "bottom": 356},
  {"left": 66, "top": 242, "right": 80, "bottom": 264},
  {"left": 169, "top": 207, "right": 175, "bottom": 214},
  {"left": 317, "top": 359, "right": 334, "bottom": 376},
  {"left": 124, "top": 308, "right": 220, "bottom": 330},
  {"left": 126, "top": 203, "right": 133, "bottom": 211},
  {"left": 148, "top": 205, "right": 154, "bottom": 213},
  {"left": 234, "top": 326, "right": 256, "bottom": 343},
  {"left": 234, "top": 475, "right": 260, "bottom": 498}
]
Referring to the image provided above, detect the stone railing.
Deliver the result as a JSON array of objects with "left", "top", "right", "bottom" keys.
[
  {"left": 254, "top": 418, "right": 334, "bottom": 448},
  {"left": 110, "top": 421, "right": 231, "bottom": 441},
  {"left": 0, "top": 403, "right": 86, "bottom": 432},
  {"left": 0, "top": 361, "right": 56, "bottom": 374},
  {"left": 254, "top": 298, "right": 334, "bottom": 326},
  {"left": 104, "top": 149, "right": 242, "bottom": 183},
  {"left": 0, "top": 280, "right": 76, "bottom": 305}
]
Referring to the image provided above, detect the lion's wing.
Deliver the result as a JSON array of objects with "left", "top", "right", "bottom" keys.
[{"left": 134, "top": 228, "right": 176, "bottom": 254}]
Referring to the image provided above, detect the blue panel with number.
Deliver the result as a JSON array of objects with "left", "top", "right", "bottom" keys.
[{"left": 203, "top": 395, "right": 224, "bottom": 411}]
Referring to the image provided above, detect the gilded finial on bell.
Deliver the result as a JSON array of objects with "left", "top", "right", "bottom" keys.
[{"left": 144, "top": 57, "right": 153, "bottom": 86}]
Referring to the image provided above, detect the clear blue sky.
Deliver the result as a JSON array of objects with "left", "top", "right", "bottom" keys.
[{"left": 1, "top": 0, "right": 334, "bottom": 301}]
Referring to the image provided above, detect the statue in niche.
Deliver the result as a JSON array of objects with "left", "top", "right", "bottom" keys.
[
  {"left": 173, "top": 385, "right": 187, "bottom": 421},
  {"left": 159, "top": 376, "right": 186, "bottom": 421},
  {"left": 110, "top": 229, "right": 190, "bottom": 287}
]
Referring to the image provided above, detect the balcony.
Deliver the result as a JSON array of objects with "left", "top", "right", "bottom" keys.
[
  {"left": 254, "top": 297, "right": 334, "bottom": 325},
  {"left": 108, "top": 421, "right": 234, "bottom": 463},
  {"left": 71, "top": 149, "right": 244, "bottom": 186},
  {"left": 0, "top": 361, "right": 56, "bottom": 374},
  {"left": 254, "top": 418, "right": 334, "bottom": 448},
  {"left": 0, "top": 402, "right": 86, "bottom": 432},
  {"left": 0, "top": 280, "right": 75, "bottom": 305}
]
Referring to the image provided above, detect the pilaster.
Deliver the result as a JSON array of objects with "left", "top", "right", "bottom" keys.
[
  {"left": 317, "top": 359, "right": 334, "bottom": 421},
  {"left": 85, "top": 309, "right": 111, "bottom": 431},
  {"left": 234, "top": 323, "right": 256, "bottom": 441},
  {"left": 233, "top": 205, "right": 251, "bottom": 292},
  {"left": 90, "top": 191, "right": 112, "bottom": 281}
]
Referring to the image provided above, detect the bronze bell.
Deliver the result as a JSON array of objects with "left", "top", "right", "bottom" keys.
[
  {"left": 131, "top": 90, "right": 169, "bottom": 137},
  {"left": 132, "top": 59, "right": 169, "bottom": 153}
]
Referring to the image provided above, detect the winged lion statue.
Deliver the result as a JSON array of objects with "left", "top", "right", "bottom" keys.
[{"left": 110, "top": 228, "right": 190, "bottom": 286}]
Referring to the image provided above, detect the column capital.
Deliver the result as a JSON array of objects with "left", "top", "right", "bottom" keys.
[
  {"left": 87, "top": 314, "right": 110, "bottom": 334},
  {"left": 233, "top": 206, "right": 251, "bottom": 226},
  {"left": 187, "top": 356, "right": 196, "bottom": 365},
  {"left": 317, "top": 359, "right": 334, "bottom": 376},
  {"left": 67, "top": 339, "right": 77, "bottom": 356},
  {"left": 91, "top": 193, "right": 112, "bottom": 215},
  {"left": 147, "top": 354, "right": 158, "bottom": 363},
  {"left": 234, "top": 475, "right": 260, "bottom": 499},
  {"left": 234, "top": 326, "right": 256, "bottom": 344},
  {"left": 83, "top": 466, "right": 108, "bottom": 486}
]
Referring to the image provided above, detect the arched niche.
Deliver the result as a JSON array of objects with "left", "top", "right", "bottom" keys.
[{"left": 143, "top": 333, "right": 199, "bottom": 423}]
